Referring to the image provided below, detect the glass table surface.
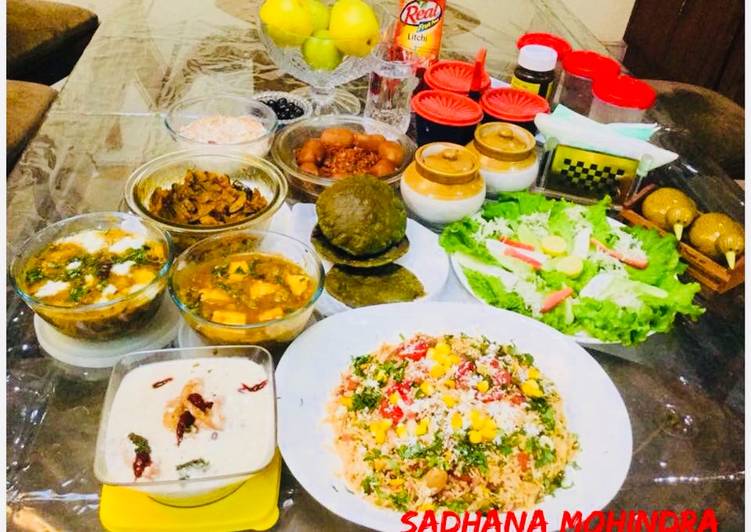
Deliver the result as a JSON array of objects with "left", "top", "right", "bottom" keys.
[{"left": 6, "top": 1, "right": 743, "bottom": 530}]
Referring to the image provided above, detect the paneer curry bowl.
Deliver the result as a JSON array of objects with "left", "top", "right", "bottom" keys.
[
  {"left": 12, "top": 213, "right": 173, "bottom": 340},
  {"left": 169, "top": 230, "right": 323, "bottom": 345}
]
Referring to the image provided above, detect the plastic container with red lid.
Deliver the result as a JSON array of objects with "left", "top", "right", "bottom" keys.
[
  {"left": 424, "top": 60, "right": 491, "bottom": 95},
  {"left": 516, "top": 32, "right": 572, "bottom": 62},
  {"left": 480, "top": 87, "right": 550, "bottom": 133},
  {"left": 589, "top": 74, "right": 656, "bottom": 123},
  {"left": 557, "top": 50, "right": 621, "bottom": 115},
  {"left": 412, "top": 89, "right": 484, "bottom": 146}
]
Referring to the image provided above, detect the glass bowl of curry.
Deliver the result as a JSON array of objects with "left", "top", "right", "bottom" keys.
[
  {"left": 169, "top": 230, "right": 324, "bottom": 346},
  {"left": 11, "top": 212, "right": 173, "bottom": 340},
  {"left": 125, "top": 149, "right": 287, "bottom": 251}
]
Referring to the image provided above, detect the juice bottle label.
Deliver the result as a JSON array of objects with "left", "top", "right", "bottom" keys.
[{"left": 395, "top": 0, "right": 446, "bottom": 66}]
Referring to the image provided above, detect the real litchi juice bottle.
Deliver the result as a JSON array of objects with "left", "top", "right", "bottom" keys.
[{"left": 395, "top": 0, "right": 446, "bottom": 70}]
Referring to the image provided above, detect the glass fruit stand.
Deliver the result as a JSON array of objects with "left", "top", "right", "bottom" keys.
[
  {"left": 258, "top": 0, "right": 393, "bottom": 115},
  {"left": 5, "top": 0, "right": 744, "bottom": 530}
]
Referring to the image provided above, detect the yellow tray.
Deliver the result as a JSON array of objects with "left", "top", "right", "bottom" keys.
[{"left": 100, "top": 450, "right": 281, "bottom": 532}]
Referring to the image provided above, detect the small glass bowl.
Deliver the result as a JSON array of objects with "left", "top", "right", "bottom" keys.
[
  {"left": 11, "top": 212, "right": 173, "bottom": 341},
  {"left": 93, "top": 345, "right": 276, "bottom": 507},
  {"left": 164, "top": 94, "right": 278, "bottom": 157},
  {"left": 169, "top": 230, "right": 323, "bottom": 346},
  {"left": 270, "top": 114, "right": 416, "bottom": 200},
  {"left": 249, "top": 91, "right": 313, "bottom": 127},
  {"left": 124, "top": 149, "right": 288, "bottom": 252}
]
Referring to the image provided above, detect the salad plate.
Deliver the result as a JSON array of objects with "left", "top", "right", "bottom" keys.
[
  {"left": 441, "top": 193, "right": 704, "bottom": 346},
  {"left": 291, "top": 203, "right": 450, "bottom": 316},
  {"left": 276, "top": 302, "right": 632, "bottom": 531}
]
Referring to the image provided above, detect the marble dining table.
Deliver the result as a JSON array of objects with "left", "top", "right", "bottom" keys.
[{"left": 6, "top": 0, "right": 744, "bottom": 530}]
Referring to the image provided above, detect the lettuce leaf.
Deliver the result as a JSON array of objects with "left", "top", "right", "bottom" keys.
[
  {"left": 439, "top": 218, "right": 497, "bottom": 265},
  {"left": 463, "top": 268, "right": 528, "bottom": 314},
  {"left": 481, "top": 193, "right": 555, "bottom": 221}
]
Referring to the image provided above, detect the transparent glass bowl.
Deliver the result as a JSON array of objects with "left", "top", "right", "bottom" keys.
[
  {"left": 93, "top": 345, "right": 276, "bottom": 507},
  {"left": 11, "top": 212, "right": 173, "bottom": 341},
  {"left": 270, "top": 114, "right": 416, "bottom": 200},
  {"left": 257, "top": 1, "right": 394, "bottom": 114},
  {"left": 164, "top": 94, "right": 278, "bottom": 157},
  {"left": 249, "top": 91, "right": 314, "bottom": 127},
  {"left": 169, "top": 230, "right": 323, "bottom": 346},
  {"left": 124, "top": 149, "right": 288, "bottom": 252}
]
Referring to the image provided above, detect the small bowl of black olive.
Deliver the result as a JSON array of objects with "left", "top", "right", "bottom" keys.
[{"left": 250, "top": 91, "right": 313, "bottom": 127}]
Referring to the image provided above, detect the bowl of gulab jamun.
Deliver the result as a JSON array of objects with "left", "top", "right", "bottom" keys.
[{"left": 270, "top": 115, "right": 416, "bottom": 199}]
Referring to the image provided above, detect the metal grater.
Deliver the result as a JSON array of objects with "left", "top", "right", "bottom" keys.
[{"left": 543, "top": 144, "right": 640, "bottom": 203}]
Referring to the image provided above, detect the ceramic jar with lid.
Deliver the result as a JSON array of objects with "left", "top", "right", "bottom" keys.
[
  {"left": 400, "top": 142, "right": 484, "bottom": 226},
  {"left": 466, "top": 122, "right": 539, "bottom": 195}
]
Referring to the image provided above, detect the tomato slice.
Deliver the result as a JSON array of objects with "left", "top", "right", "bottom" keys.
[
  {"left": 492, "top": 369, "right": 512, "bottom": 387},
  {"left": 397, "top": 340, "right": 429, "bottom": 361},
  {"left": 517, "top": 452, "right": 530, "bottom": 471},
  {"left": 379, "top": 401, "right": 404, "bottom": 424},
  {"left": 385, "top": 382, "right": 412, "bottom": 404},
  {"left": 455, "top": 360, "right": 476, "bottom": 387},
  {"left": 510, "top": 394, "right": 525, "bottom": 405},
  {"left": 480, "top": 387, "right": 505, "bottom": 403}
]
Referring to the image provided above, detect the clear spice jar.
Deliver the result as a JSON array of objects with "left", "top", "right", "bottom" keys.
[
  {"left": 466, "top": 122, "right": 539, "bottom": 195},
  {"left": 589, "top": 74, "right": 656, "bottom": 123},
  {"left": 556, "top": 50, "right": 621, "bottom": 115}
]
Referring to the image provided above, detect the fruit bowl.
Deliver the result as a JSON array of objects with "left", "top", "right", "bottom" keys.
[{"left": 258, "top": 0, "right": 394, "bottom": 114}]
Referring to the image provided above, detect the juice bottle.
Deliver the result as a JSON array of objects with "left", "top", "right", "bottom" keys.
[{"left": 395, "top": 0, "right": 446, "bottom": 69}]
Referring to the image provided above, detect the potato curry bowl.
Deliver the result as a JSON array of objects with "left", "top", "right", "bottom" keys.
[
  {"left": 125, "top": 149, "right": 287, "bottom": 251},
  {"left": 169, "top": 230, "right": 323, "bottom": 346},
  {"left": 270, "top": 115, "right": 416, "bottom": 199},
  {"left": 12, "top": 212, "right": 173, "bottom": 340}
]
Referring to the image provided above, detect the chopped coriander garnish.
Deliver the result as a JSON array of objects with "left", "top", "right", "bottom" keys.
[
  {"left": 25, "top": 267, "right": 44, "bottom": 284},
  {"left": 128, "top": 433, "right": 151, "bottom": 454},
  {"left": 351, "top": 387, "right": 381, "bottom": 411},
  {"left": 176, "top": 458, "right": 210, "bottom": 479},
  {"left": 351, "top": 354, "right": 372, "bottom": 378}
]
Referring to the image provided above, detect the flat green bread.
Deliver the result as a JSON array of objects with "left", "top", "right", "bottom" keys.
[
  {"left": 311, "top": 225, "right": 409, "bottom": 268},
  {"left": 325, "top": 264, "right": 425, "bottom": 308}
]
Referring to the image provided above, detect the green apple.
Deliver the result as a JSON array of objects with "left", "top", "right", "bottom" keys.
[
  {"left": 304, "top": 0, "right": 330, "bottom": 32},
  {"left": 328, "top": 0, "right": 380, "bottom": 57},
  {"left": 260, "top": 0, "right": 313, "bottom": 46},
  {"left": 302, "top": 30, "right": 343, "bottom": 70}
]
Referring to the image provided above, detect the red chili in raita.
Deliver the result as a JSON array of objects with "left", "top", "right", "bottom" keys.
[
  {"left": 176, "top": 410, "right": 195, "bottom": 445},
  {"left": 187, "top": 393, "right": 214, "bottom": 413},
  {"left": 239, "top": 380, "right": 267, "bottom": 393},
  {"left": 151, "top": 377, "right": 173, "bottom": 388}
]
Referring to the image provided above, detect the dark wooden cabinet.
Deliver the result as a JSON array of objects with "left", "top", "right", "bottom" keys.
[{"left": 623, "top": 0, "right": 744, "bottom": 105}]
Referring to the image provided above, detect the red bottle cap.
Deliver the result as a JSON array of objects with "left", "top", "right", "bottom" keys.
[
  {"left": 412, "top": 90, "right": 484, "bottom": 126},
  {"left": 480, "top": 88, "right": 550, "bottom": 122},
  {"left": 562, "top": 50, "right": 621, "bottom": 80},
  {"left": 592, "top": 75, "right": 656, "bottom": 110},
  {"left": 516, "top": 32, "right": 572, "bottom": 60},
  {"left": 424, "top": 60, "right": 491, "bottom": 94}
]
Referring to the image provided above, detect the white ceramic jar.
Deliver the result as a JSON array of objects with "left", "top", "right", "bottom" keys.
[
  {"left": 400, "top": 142, "right": 485, "bottom": 226},
  {"left": 466, "top": 122, "right": 539, "bottom": 195}
]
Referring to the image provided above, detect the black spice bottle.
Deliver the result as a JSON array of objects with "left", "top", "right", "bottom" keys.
[{"left": 510, "top": 44, "right": 557, "bottom": 102}]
